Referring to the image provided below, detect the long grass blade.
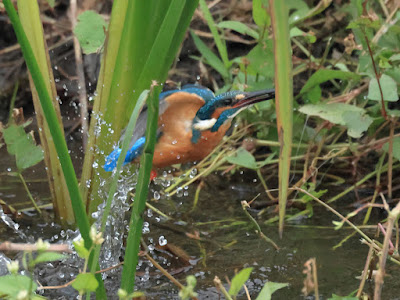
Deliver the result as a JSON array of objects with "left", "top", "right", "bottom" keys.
[
  {"left": 120, "top": 85, "right": 161, "bottom": 292},
  {"left": 269, "top": 0, "right": 293, "bottom": 237},
  {"left": 199, "top": 0, "right": 229, "bottom": 68},
  {"left": 3, "top": 0, "right": 90, "bottom": 246},
  {"left": 17, "top": 0, "right": 74, "bottom": 224},
  {"left": 2, "top": 1, "right": 108, "bottom": 297}
]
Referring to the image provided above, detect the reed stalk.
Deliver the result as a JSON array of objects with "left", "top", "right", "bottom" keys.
[{"left": 269, "top": 0, "right": 293, "bottom": 237}]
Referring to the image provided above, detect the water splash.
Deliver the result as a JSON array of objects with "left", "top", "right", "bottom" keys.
[
  {"left": 0, "top": 206, "right": 27, "bottom": 240},
  {"left": 94, "top": 168, "right": 139, "bottom": 272}
]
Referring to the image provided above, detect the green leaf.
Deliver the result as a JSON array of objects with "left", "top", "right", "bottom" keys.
[
  {"left": 0, "top": 275, "right": 37, "bottom": 297},
  {"left": 246, "top": 40, "right": 274, "bottom": 78},
  {"left": 382, "top": 137, "right": 400, "bottom": 161},
  {"left": 46, "top": 0, "right": 55, "bottom": 8},
  {"left": 33, "top": 252, "right": 66, "bottom": 265},
  {"left": 227, "top": 148, "right": 258, "bottom": 170},
  {"left": 367, "top": 74, "right": 399, "bottom": 102},
  {"left": 72, "top": 273, "right": 99, "bottom": 292},
  {"left": 218, "top": 21, "right": 259, "bottom": 39},
  {"left": 255, "top": 281, "right": 289, "bottom": 300},
  {"left": 306, "top": 85, "right": 321, "bottom": 104},
  {"left": 229, "top": 267, "right": 253, "bottom": 296},
  {"left": 252, "top": 0, "right": 270, "bottom": 28},
  {"left": 328, "top": 294, "right": 358, "bottom": 300},
  {"left": 299, "top": 103, "right": 373, "bottom": 138},
  {"left": 73, "top": 240, "right": 90, "bottom": 260},
  {"left": 300, "top": 70, "right": 361, "bottom": 94},
  {"left": 190, "top": 31, "right": 229, "bottom": 79},
  {"left": 342, "top": 111, "right": 373, "bottom": 138},
  {"left": 74, "top": 10, "right": 107, "bottom": 54},
  {"left": 290, "top": 27, "right": 316, "bottom": 43},
  {"left": 2, "top": 124, "right": 44, "bottom": 170}
]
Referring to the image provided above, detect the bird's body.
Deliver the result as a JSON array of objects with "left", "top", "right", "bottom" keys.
[{"left": 104, "top": 85, "right": 275, "bottom": 172}]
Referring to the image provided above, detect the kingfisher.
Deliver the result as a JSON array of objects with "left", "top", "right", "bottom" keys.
[{"left": 103, "top": 85, "right": 275, "bottom": 172}]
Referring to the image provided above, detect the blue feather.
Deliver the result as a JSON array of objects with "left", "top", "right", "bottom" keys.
[
  {"left": 160, "top": 84, "right": 214, "bottom": 102},
  {"left": 211, "top": 108, "right": 238, "bottom": 132},
  {"left": 103, "top": 137, "right": 146, "bottom": 171},
  {"left": 196, "top": 91, "right": 242, "bottom": 120}
]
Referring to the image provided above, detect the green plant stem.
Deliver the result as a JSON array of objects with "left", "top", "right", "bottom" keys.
[
  {"left": 3, "top": 0, "right": 89, "bottom": 241},
  {"left": 199, "top": 0, "right": 229, "bottom": 68},
  {"left": 2, "top": 1, "right": 105, "bottom": 297},
  {"left": 18, "top": 172, "right": 41, "bottom": 214},
  {"left": 364, "top": 153, "right": 385, "bottom": 224},
  {"left": 374, "top": 201, "right": 400, "bottom": 299},
  {"left": 241, "top": 201, "right": 279, "bottom": 250},
  {"left": 8, "top": 81, "right": 19, "bottom": 123},
  {"left": 145, "top": 201, "right": 171, "bottom": 221},
  {"left": 269, "top": 0, "right": 293, "bottom": 237},
  {"left": 214, "top": 276, "right": 233, "bottom": 300},
  {"left": 327, "top": 163, "right": 400, "bottom": 203},
  {"left": 120, "top": 86, "right": 161, "bottom": 292},
  {"left": 295, "top": 187, "right": 373, "bottom": 244}
]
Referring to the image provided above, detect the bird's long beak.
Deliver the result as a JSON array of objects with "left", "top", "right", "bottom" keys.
[{"left": 233, "top": 89, "right": 275, "bottom": 109}]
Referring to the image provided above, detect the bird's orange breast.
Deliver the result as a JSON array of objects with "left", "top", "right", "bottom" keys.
[{"left": 152, "top": 92, "right": 231, "bottom": 168}]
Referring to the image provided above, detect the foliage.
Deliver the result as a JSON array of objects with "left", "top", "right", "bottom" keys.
[
  {"left": 255, "top": 281, "right": 289, "bottom": 300},
  {"left": 0, "top": 239, "right": 64, "bottom": 300},
  {"left": 74, "top": 10, "right": 107, "bottom": 54},
  {"left": 229, "top": 267, "right": 253, "bottom": 296},
  {"left": 299, "top": 103, "right": 373, "bottom": 138},
  {"left": 2, "top": 124, "right": 43, "bottom": 171},
  {"left": 179, "top": 276, "right": 198, "bottom": 300}
]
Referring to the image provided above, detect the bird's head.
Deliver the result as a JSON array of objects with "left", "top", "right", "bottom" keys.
[{"left": 191, "top": 89, "right": 275, "bottom": 143}]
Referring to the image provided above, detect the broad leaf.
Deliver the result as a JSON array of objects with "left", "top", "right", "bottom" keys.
[
  {"left": 300, "top": 70, "right": 361, "bottom": 94},
  {"left": 299, "top": 103, "right": 373, "bottom": 138},
  {"left": 74, "top": 10, "right": 107, "bottom": 54},
  {"left": 229, "top": 267, "right": 253, "bottom": 296},
  {"left": 246, "top": 40, "right": 275, "bottom": 78},
  {"left": 2, "top": 124, "right": 44, "bottom": 170},
  {"left": 252, "top": 0, "right": 270, "bottom": 28},
  {"left": 255, "top": 281, "right": 289, "bottom": 300},
  {"left": 72, "top": 273, "right": 99, "bottom": 292},
  {"left": 227, "top": 148, "right": 258, "bottom": 169},
  {"left": 367, "top": 74, "right": 399, "bottom": 102},
  {"left": 0, "top": 275, "right": 37, "bottom": 297}
]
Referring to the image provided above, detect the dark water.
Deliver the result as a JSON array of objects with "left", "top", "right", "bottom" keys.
[{"left": 0, "top": 148, "right": 399, "bottom": 299}]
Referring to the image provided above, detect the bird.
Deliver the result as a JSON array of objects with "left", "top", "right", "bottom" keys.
[{"left": 103, "top": 84, "right": 275, "bottom": 173}]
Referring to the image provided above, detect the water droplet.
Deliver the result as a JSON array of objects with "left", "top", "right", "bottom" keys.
[
  {"left": 176, "top": 187, "right": 183, "bottom": 197},
  {"left": 153, "top": 191, "right": 160, "bottom": 200},
  {"left": 189, "top": 168, "right": 198, "bottom": 178},
  {"left": 159, "top": 236, "right": 167, "bottom": 246},
  {"left": 171, "top": 140, "right": 177, "bottom": 145}
]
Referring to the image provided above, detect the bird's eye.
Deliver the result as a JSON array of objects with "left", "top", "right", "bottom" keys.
[{"left": 223, "top": 98, "right": 232, "bottom": 105}]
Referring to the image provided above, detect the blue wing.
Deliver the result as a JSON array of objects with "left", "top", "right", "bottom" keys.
[
  {"left": 103, "top": 137, "right": 146, "bottom": 171},
  {"left": 103, "top": 84, "right": 213, "bottom": 171}
]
